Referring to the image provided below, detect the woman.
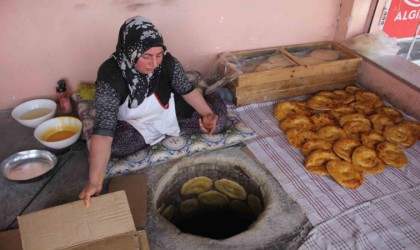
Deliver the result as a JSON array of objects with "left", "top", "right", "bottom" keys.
[{"left": 79, "top": 16, "right": 228, "bottom": 206}]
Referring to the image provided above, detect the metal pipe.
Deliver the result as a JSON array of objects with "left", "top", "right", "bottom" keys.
[{"left": 406, "top": 22, "right": 420, "bottom": 60}]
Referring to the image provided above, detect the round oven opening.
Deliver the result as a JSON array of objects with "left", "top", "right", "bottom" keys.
[{"left": 156, "top": 163, "right": 264, "bottom": 240}]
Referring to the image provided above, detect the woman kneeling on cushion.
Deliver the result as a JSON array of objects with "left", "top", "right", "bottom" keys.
[{"left": 79, "top": 16, "right": 228, "bottom": 206}]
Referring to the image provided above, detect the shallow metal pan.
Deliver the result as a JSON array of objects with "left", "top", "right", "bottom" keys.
[{"left": 1, "top": 150, "right": 57, "bottom": 181}]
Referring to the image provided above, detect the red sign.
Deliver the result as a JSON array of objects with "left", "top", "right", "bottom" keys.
[{"left": 383, "top": 0, "right": 420, "bottom": 39}]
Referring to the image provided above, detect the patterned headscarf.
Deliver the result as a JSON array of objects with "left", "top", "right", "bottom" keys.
[{"left": 112, "top": 16, "right": 166, "bottom": 108}]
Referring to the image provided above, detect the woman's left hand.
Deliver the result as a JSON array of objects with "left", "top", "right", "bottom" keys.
[{"left": 199, "top": 113, "right": 218, "bottom": 135}]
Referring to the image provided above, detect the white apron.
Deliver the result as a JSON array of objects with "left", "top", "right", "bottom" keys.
[{"left": 118, "top": 92, "right": 180, "bottom": 145}]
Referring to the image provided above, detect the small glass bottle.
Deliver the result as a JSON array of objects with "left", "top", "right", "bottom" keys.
[{"left": 56, "top": 79, "right": 73, "bottom": 114}]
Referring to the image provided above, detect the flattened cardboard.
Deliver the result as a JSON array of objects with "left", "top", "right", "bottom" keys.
[
  {"left": 18, "top": 191, "right": 136, "bottom": 250},
  {"left": 0, "top": 229, "right": 22, "bottom": 250},
  {"left": 137, "top": 230, "right": 150, "bottom": 250},
  {"left": 108, "top": 174, "right": 148, "bottom": 228},
  {"left": 69, "top": 233, "right": 139, "bottom": 250}
]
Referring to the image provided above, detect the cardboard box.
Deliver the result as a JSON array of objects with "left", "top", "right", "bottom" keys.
[
  {"left": 0, "top": 229, "right": 22, "bottom": 250},
  {"left": 108, "top": 174, "right": 148, "bottom": 230},
  {"left": 224, "top": 41, "right": 362, "bottom": 106},
  {"left": 0, "top": 174, "right": 149, "bottom": 250}
]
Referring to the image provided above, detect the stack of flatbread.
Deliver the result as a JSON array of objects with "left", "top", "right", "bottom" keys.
[
  {"left": 299, "top": 49, "right": 340, "bottom": 65},
  {"left": 254, "top": 54, "right": 295, "bottom": 72}
]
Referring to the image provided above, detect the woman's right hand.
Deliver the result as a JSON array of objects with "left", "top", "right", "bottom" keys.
[
  {"left": 79, "top": 135, "right": 112, "bottom": 207},
  {"left": 79, "top": 181, "right": 103, "bottom": 207}
]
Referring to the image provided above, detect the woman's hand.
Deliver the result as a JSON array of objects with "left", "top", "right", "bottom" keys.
[
  {"left": 199, "top": 113, "right": 218, "bottom": 135},
  {"left": 79, "top": 180, "right": 103, "bottom": 208},
  {"left": 181, "top": 89, "right": 219, "bottom": 135},
  {"left": 79, "top": 135, "right": 112, "bottom": 207}
]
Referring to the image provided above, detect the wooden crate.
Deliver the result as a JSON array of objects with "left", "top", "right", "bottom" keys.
[{"left": 223, "top": 41, "right": 362, "bottom": 106}]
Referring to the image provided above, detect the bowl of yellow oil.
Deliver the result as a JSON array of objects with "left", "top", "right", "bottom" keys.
[
  {"left": 11, "top": 99, "right": 57, "bottom": 128},
  {"left": 34, "top": 116, "right": 82, "bottom": 149}
]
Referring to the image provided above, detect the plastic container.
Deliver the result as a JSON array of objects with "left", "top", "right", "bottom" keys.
[{"left": 56, "top": 79, "right": 73, "bottom": 114}]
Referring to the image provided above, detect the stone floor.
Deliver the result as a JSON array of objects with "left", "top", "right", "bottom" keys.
[{"left": 0, "top": 109, "right": 90, "bottom": 232}]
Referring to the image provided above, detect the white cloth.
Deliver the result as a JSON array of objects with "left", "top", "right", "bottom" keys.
[
  {"left": 299, "top": 185, "right": 420, "bottom": 250},
  {"left": 118, "top": 92, "right": 180, "bottom": 145}
]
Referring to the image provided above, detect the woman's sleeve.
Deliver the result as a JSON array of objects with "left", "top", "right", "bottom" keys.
[
  {"left": 92, "top": 80, "right": 121, "bottom": 137},
  {"left": 171, "top": 57, "right": 195, "bottom": 95}
]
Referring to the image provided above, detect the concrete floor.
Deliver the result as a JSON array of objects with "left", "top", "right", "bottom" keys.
[
  {"left": 0, "top": 108, "right": 312, "bottom": 249},
  {"left": 0, "top": 109, "right": 90, "bottom": 232}
]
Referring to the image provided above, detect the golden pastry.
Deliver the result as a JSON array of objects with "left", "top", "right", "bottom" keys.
[
  {"left": 162, "top": 205, "right": 175, "bottom": 221},
  {"left": 181, "top": 176, "right": 213, "bottom": 196},
  {"left": 274, "top": 101, "right": 311, "bottom": 121},
  {"left": 332, "top": 90, "right": 355, "bottom": 104},
  {"left": 327, "top": 104, "right": 357, "bottom": 120},
  {"left": 307, "top": 95, "right": 336, "bottom": 110},
  {"left": 305, "top": 149, "right": 340, "bottom": 175},
  {"left": 355, "top": 90, "right": 383, "bottom": 108},
  {"left": 310, "top": 113, "right": 337, "bottom": 128},
  {"left": 247, "top": 194, "right": 263, "bottom": 216},
  {"left": 215, "top": 179, "right": 247, "bottom": 200},
  {"left": 279, "top": 114, "right": 316, "bottom": 131},
  {"left": 375, "top": 106, "right": 403, "bottom": 123},
  {"left": 229, "top": 200, "right": 253, "bottom": 217},
  {"left": 333, "top": 138, "right": 361, "bottom": 162},
  {"left": 326, "top": 160, "right": 364, "bottom": 189},
  {"left": 353, "top": 158, "right": 386, "bottom": 175},
  {"left": 317, "top": 125, "right": 348, "bottom": 141},
  {"left": 398, "top": 120, "right": 420, "bottom": 140},
  {"left": 352, "top": 145, "right": 377, "bottom": 169},
  {"left": 198, "top": 190, "right": 229, "bottom": 206},
  {"left": 361, "top": 131, "right": 385, "bottom": 148},
  {"left": 345, "top": 85, "right": 362, "bottom": 94},
  {"left": 285, "top": 127, "right": 302, "bottom": 140},
  {"left": 383, "top": 124, "right": 416, "bottom": 148},
  {"left": 343, "top": 120, "right": 372, "bottom": 139},
  {"left": 301, "top": 139, "right": 333, "bottom": 156},
  {"left": 376, "top": 142, "right": 408, "bottom": 168},
  {"left": 286, "top": 128, "right": 319, "bottom": 148},
  {"left": 339, "top": 113, "right": 370, "bottom": 127},
  {"left": 350, "top": 101, "right": 376, "bottom": 115},
  {"left": 314, "top": 90, "right": 354, "bottom": 107},
  {"left": 370, "top": 114, "right": 395, "bottom": 134},
  {"left": 315, "top": 91, "right": 339, "bottom": 100},
  {"left": 180, "top": 198, "right": 199, "bottom": 214}
]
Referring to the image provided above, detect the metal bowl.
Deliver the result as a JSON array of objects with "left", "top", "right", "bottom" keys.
[{"left": 0, "top": 150, "right": 57, "bottom": 181}]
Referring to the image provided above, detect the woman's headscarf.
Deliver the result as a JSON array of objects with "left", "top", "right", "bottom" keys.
[{"left": 112, "top": 16, "right": 166, "bottom": 108}]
